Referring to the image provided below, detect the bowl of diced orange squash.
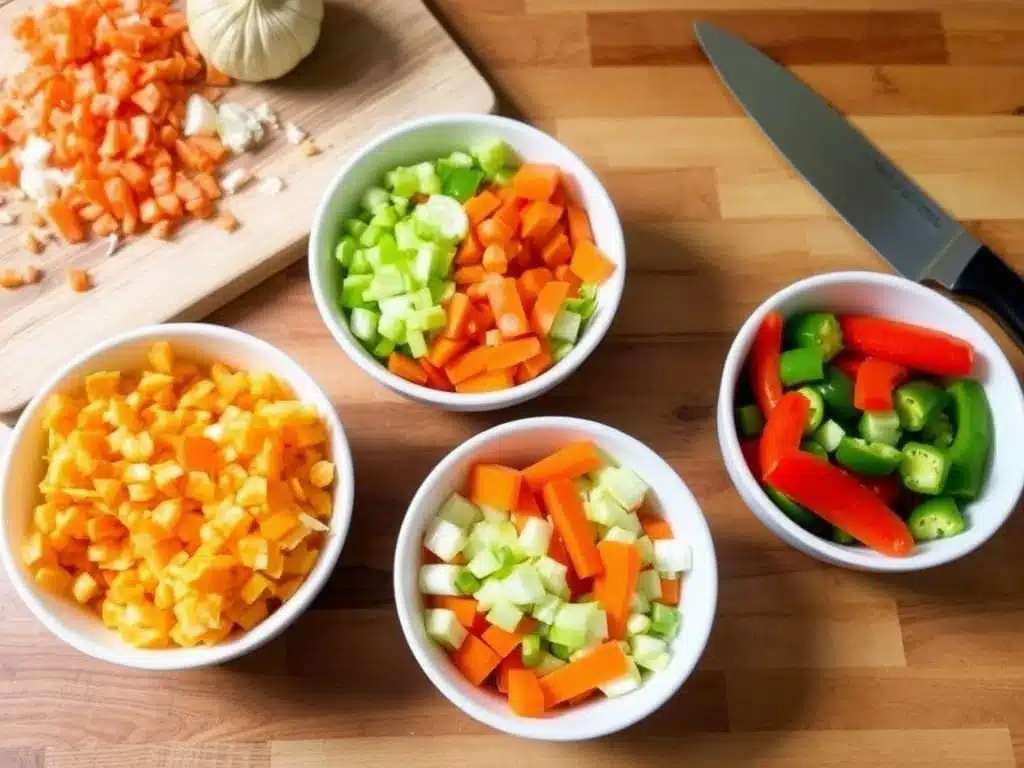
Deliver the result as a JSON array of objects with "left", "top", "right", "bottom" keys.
[{"left": 0, "top": 324, "right": 354, "bottom": 670}]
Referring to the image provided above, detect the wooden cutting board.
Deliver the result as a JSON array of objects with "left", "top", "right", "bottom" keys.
[{"left": 0, "top": 0, "right": 494, "bottom": 415}]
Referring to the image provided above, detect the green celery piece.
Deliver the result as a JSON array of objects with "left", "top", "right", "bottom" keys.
[
  {"left": 334, "top": 236, "right": 357, "bottom": 267},
  {"left": 361, "top": 186, "right": 390, "bottom": 214},
  {"left": 349, "top": 307, "right": 379, "bottom": 344},
  {"left": 410, "top": 286, "right": 434, "bottom": 311},
  {"left": 549, "top": 310, "right": 582, "bottom": 343},
  {"left": 406, "top": 306, "right": 447, "bottom": 333},
  {"left": 386, "top": 166, "right": 420, "bottom": 198},
  {"left": 344, "top": 218, "right": 368, "bottom": 238},
  {"left": 471, "top": 138, "right": 509, "bottom": 177},
  {"left": 414, "top": 161, "right": 442, "bottom": 195},
  {"left": 394, "top": 219, "right": 421, "bottom": 251},
  {"left": 347, "top": 249, "right": 372, "bottom": 275},
  {"left": 370, "top": 205, "right": 399, "bottom": 230},
  {"left": 378, "top": 313, "right": 406, "bottom": 343},
  {"left": 372, "top": 338, "right": 395, "bottom": 359},
  {"left": 359, "top": 224, "right": 383, "bottom": 247},
  {"left": 447, "top": 151, "right": 474, "bottom": 168},
  {"left": 492, "top": 167, "right": 515, "bottom": 186},
  {"left": 339, "top": 274, "right": 372, "bottom": 309},
  {"left": 552, "top": 341, "right": 574, "bottom": 363},
  {"left": 391, "top": 196, "right": 410, "bottom": 216},
  {"left": 407, "top": 329, "right": 428, "bottom": 358}
]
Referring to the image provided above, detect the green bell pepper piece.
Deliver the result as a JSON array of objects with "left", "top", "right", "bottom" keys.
[
  {"left": 785, "top": 312, "right": 843, "bottom": 361},
  {"left": 816, "top": 365, "right": 859, "bottom": 422},
  {"left": 944, "top": 379, "right": 992, "bottom": 500},
  {"left": 832, "top": 527, "right": 857, "bottom": 545},
  {"left": 801, "top": 440, "right": 829, "bottom": 461},
  {"left": 735, "top": 404, "right": 764, "bottom": 437},
  {"left": 835, "top": 437, "right": 903, "bottom": 476},
  {"left": 779, "top": 347, "right": 825, "bottom": 386}
]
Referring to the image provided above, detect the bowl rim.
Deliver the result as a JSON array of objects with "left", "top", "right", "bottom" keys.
[
  {"left": 393, "top": 416, "right": 718, "bottom": 740},
  {"left": 0, "top": 322, "right": 355, "bottom": 670},
  {"left": 307, "top": 112, "right": 626, "bottom": 410},
  {"left": 717, "top": 269, "right": 1024, "bottom": 572}
]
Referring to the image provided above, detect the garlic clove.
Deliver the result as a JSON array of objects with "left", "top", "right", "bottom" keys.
[{"left": 183, "top": 94, "right": 220, "bottom": 137}]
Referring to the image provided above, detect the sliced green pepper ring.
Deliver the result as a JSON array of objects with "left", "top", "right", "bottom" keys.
[
  {"left": 899, "top": 441, "right": 951, "bottom": 495},
  {"left": 907, "top": 496, "right": 966, "bottom": 542},
  {"left": 835, "top": 437, "right": 903, "bottom": 476}
]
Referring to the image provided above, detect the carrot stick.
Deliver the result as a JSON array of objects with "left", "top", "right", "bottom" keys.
[
  {"left": 517, "top": 267, "right": 554, "bottom": 310},
  {"left": 540, "top": 231, "right": 572, "bottom": 269},
  {"left": 522, "top": 441, "right": 603, "bottom": 490},
  {"left": 489, "top": 277, "right": 530, "bottom": 339},
  {"left": 514, "top": 484, "right": 544, "bottom": 520},
  {"left": 445, "top": 292, "right": 473, "bottom": 339},
  {"left": 513, "top": 164, "right": 561, "bottom": 201},
  {"left": 450, "top": 634, "right": 502, "bottom": 686},
  {"left": 482, "top": 243, "right": 508, "bottom": 274},
  {"left": 554, "top": 264, "right": 582, "bottom": 298},
  {"left": 541, "top": 478, "right": 602, "bottom": 579},
  {"left": 387, "top": 352, "right": 428, "bottom": 385},
  {"left": 593, "top": 541, "right": 641, "bottom": 639},
  {"left": 470, "top": 464, "right": 522, "bottom": 512},
  {"left": 454, "top": 265, "right": 487, "bottom": 285},
  {"left": 478, "top": 217, "right": 515, "bottom": 248},
  {"left": 547, "top": 530, "right": 589, "bottom": 598},
  {"left": 639, "top": 514, "right": 673, "bottom": 541},
  {"left": 537, "top": 641, "right": 630, "bottom": 707},
  {"left": 444, "top": 346, "right": 492, "bottom": 385},
  {"left": 464, "top": 190, "right": 501, "bottom": 226},
  {"left": 455, "top": 369, "right": 514, "bottom": 393},
  {"left": 570, "top": 241, "right": 616, "bottom": 285},
  {"left": 660, "top": 578, "right": 681, "bottom": 606},
  {"left": 521, "top": 200, "right": 563, "bottom": 242},
  {"left": 497, "top": 649, "right": 524, "bottom": 694},
  {"left": 508, "top": 668, "right": 547, "bottom": 717},
  {"left": 566, "top": 204, "right": 594, "bottom": 247},
  {"left": 482, "top": 623, "right": 527, "bottom": 659},
  {"left": 428, "top": 596, "right": 479, "bottom": 630},
  {"left": 455, "top": 229, "right": 483, "bottom": 266},
  {"left": 420, "top": 359, "right": 454, "bottom": 391},
  {"left": 515, "top": 347, "right": 553, "bottom": 384},
  {"left": 492, "top": 199, "right": 522, "bottom": 232},
  {"left": 44, "top": 199, "right": 84, "bottom": 243},
  {"left": 486, "top": 336, "right": 542, "bottom": 371},
  {"left": 530, "top": 280, "right": 570, "bottom": 337},
  {"left": 428, "top": 336, "right": 469, "bottom": 368}
]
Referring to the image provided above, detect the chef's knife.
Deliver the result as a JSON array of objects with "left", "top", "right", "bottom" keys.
[{"left": 694, "top": 22, "right": 1024, "bottom": 348}]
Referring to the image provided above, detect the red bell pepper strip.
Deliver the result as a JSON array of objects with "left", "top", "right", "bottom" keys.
[
  {"left": 760, "top": 391, "right": 809, "bottom": 480},
  {"left": 750, "top": 312, "right": 784, "bottom": 417},
  {"left": 861, "top": 473, "right": 902, "bottom": 507},
  {"left": 740, "top": 438, "right": 762, "bottom": 481},
  {"left": 831, "top": 352, "right": 865, "bottom": 380},
  {"left": 839, "top": 316, "right": 974, "bottom": 377},
  {"left": 854, "top": 357, "right": 908, "bottom": 411},
  {"left": 765, "top": 452, "right": 914, "bottom": 557}
]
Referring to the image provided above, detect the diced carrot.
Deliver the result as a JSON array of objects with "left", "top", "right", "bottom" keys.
[
  {"left": 156, "top": 193, "right": 182, "bottom": 218},
  {"left": 444, "top": 292, "right": 472, "bottom": 339},
  {"left": 174, "top": 138, "right": 209, "bottom": 171},
  {"left": 428, "top": 596, "right": 479, "bottom": 630},
  {"left": 486, "top": 336, "right": 542, "bottom": 371},
  {"left": 489, "top": 277, "right": 530, "bottom": 339},
  {"left": 540, "top": 231, "right": 572, "bottom": 269},
  {"left": 450, "top": 634, "right": 501, "bottom": 687},
  {"left": 537, "top": 641, "right": 629, "bottom": 707},
  {"left": 496, "top": 649, "right": 524, "bottom": 694},
  {"left": 188, "top": 135, "right": 226, "bottom": 164},
  {"left": 194, "top": 172, "right": 221, "bottom": 200},
  {"left": 139, "top": 197, "right": 162, "bottom": 224},
  {"left": 593, "top": 541, "right": 642, "bottom": 639},
  {"left": 521, "top": 200, "right": 563, "bottom": 242},
  {"left": 453, "top": 265, "right": 486, "bottom": 285},
  {"left": 492, "top": 199, "right": 522, "bottom": 232},
  {"left": 508, "top": 668, "right": 547, "bottom": 717},
  {"left": 566, "top": 204, "right": 593, "bottom": 247},
  {"left": 464, "top": 190, "right": 501, "bottom": 226},
  {"left": 530, "top": 280, "right": 570, "bottom": 337},
  {"left": 571, "top": 241, "right": 616, "bottom": 285},
  {"left": 542, "top": 478, "right": 602, "bottom": 579},
  {"left": 515, "top": 484, "right": 544, "bottom": 519},
  {"left": 104, "top": 176, "right": 137, "bottom": 220},
  {"left": 513, "top": 164, "right": 561, "bottom": 201},
  {"left": 130, "top": 82, "right": 163, "bottom": 115},
  {"left": 150, "top": 166, "right": 173, "bottom": 196},
  {"left": 419, "top": 359, "right": 453, "bottom": 391},
  {"left": 129, "top": 113, "right": 151, "bottom": 149},
  {"left": 427, "top": 336, "right": 468, "bottom": 368},
  {"left": 522, "top": 441, "right": 603, "bottom": 491},
  {"left": 660, "top": 577, "right": 681, "bottom": 606},
  {"left": 469, "top": 464, "right": 522, "bottom": 512},
  {"left": 0, "top": 156, "right": 19, "bottom": 185},
  {"left": 444, "top": 345, "right": 491, "bottom": 385},
  {"left": 92, "top": 212, "right": 118, "bottom": 236},
  {"left": 639, "top": 513, "right": 673, "bottom": 541},
  {"left": 45, "top": 199, "right": 84, "bottom": 243},
  {"left": 388, "top": 352, "right": 428, "bottom": 385},
  {"left": 455, "top": 228, "right": 483, "bottom": 266},
  {"left": 516, "top": 345, "right": 553, "bottom": 384},
  {"left": 455, "top": 369, "right": 514, "bottom": 393},
  {"left": 81, "top": 203, "right": 105, "bottom": 222},
  {"left": 549, "top": 184, "right": 565, "bottom": 206},
  {"left": 517, "top": 267, "right": 553, "bottom": 310},
  {"left": 481, "top": 623, "right": 527, "bottom": 659},
  {"left": 485, "top": 328, "right": 502, "bottom": 347},
  {"left": 481, "top": 244, "right": 508, "bottom": 274},
  {"left": 478, "top": 217, "right": 515, "bottom": 248},
  {"left": 554, "top": 264, "right": 582, "bottom": 298}
]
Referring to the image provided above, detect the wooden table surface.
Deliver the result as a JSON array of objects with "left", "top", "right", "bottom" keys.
[{"left": 3, "top": 0, "right": 1024, "bottom": 766}]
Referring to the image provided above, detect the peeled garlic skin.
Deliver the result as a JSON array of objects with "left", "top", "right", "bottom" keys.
[{"left": 187, "top": 0, "right": 325, "bottom": 83}]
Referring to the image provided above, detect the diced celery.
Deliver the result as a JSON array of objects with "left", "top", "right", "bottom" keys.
[
  {"left": 535, "top": 652, "right": 567, "bottom": 676},
  {"left": 650, "top": 602, "right": 680, "bottom": 638},
  {"left": 406, "top": 329, "right": 428, "bottom": 359},
  {"left": 378, "top": 294, "right": 415, "bottom": 318},
  {"left": 617, "top": 512, "right": 643, "bottom": 536},
  {"left": 531, "top": 593, "right": 562, "bottom": 625},
  {"left": 471, "top": 138, "right": 509, "bottom": 178},
  {"left": 349, "top": 307, "right": 379, "bottom": 344},
  {"left": 334, "top": 236, "right": 357, "bottom": 267},
  {"left": 585, "top": 486, "right": 625, "bottom": 527},
  {"left": 548, "top": 625, "right": 587, "bottom": 651},
  {"left": 347, "top": 249, "right": 372, "bottom": 275},
  {"left": 377, "top": 313, "right": 406, "bottom": 344},
  {"left": 362, "top": 186, "right": 390, "bottom": 213},
  {"left": 549, "top": 310, "right": 582, "bottom": 343},
  {"left": 654, "top": 540, "right": 692, "bottom": 574},
  {"left": 363, "top": 264, "right": 405, "bottom": 300},
  {"left": 419, "top": 564, "right": 462, "bottom": 596},
  {"left": 553, "top": 602, "right": 595, "bottom": 643},
  {"left": 603, "top": 526, "right": 637, "bottom": 544},
  {"left": 627, "top": 613, "right": 652, "bottom": 636},
  {"left": 406, "top": 306, "right": 447, "bottom": 333},
  {"left": 415, "top": 195, "right": 469, "bottom": 242},
  {"left": 438, "top": 493, "right": 482, "bottom": 529},
  {"left": 408, "top": 286, "right": 433, "bottom": 311},
  {"left": 469, "top": 520, "right": 518, "bottom": 551},
  {"left": 391, "top": 195, "right": 410, "bottom": 215},
  {"left": 455, "top": 569, "right": 481, "bottom": 595},
  {"left": 486, "top": 600, "right": 524, "bottom": 633},
  {"left": 503, "top": 564, "right": 546, "bottom": 606},
  {"left": 599, "top": 657, "right": 643, "bottom": 698},
  {"left": 570, "top": 642, "right": 601, "bottom": 663},
  {"left": 339, "top": 274, "right": 373, "bottom": 308},
  {"left": 359, "top": 223, "right": 383, "bottom": 247},
  {"left": 424, "top": 517, "right": 468, "bottom": 563},
  {"left": 631, "top": 592, "right": 651, "bottom": 615},
  {"left": 480, "top": 505, "right": 510, "bottom": 523},
  {"left": 551, "top": 341, "right": 574, "bottom": 363},
  {"left": 425, "top": 608, "right": 467, "bottom": 650},
  {"left": 414, "top": 161, "right": 442, "bottom": 195},
  {"left": 447, "top": 151, "right": 474, "bottom": 168},
  {"left": 344, "top": 218, "right": 368, "bottom": 238},
  {"left": 492, "top": 167, "right": 515, "bottom": 186},
  {"left": 370, "top": 206, "right": 399, "bottom": 230},
  {"left": 521, "top": 634, "right": 544, "bottom": 668},
  {"left": 636, "top": 535, "right": 655, "bottom": 566},
  {"left": 467, "top": 549, "right": 501, "bottom": 579},
  {"left": 535, "top": 556, "right": 568, "bottom": 597},
  {"left": 366, "top": 234, "right": 399, "bottom": 267},
  {"left": 518, "top": 517, "right": 553, "bottom": 557},
  {"left": 493, "top": 546, "right": 525, "bottom": 579},
  {"left": 412, "top": 246, "right": 435, "bottom": 286},
  {"left": 593, "top": 466, "right": 649, "bottom": 511},
  {"left": 587, "top": 608, "right": 609, "bottom": 642},
  {"left": 631, "top": 634, "right": 670, "bottom": 672},
  {"left": 371, "top": 339, "right": 394, "bottom": 359},
  {"left": 637, "top": 569, "right": 663, "bottom": 600},
  {"left": 394, "top": 219, "right": 420, "bottom": 251},
  {"left": 386, "top": 166, "right": 420, "bottom": 198},
  {"left": 473, "top": 578, "right": 505, "bottom": 612}
]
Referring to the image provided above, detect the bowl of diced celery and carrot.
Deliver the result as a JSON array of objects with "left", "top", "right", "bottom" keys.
[
  {"left": 718, "top": 271, "right": 1024, "bottom": 572},
  {"left": 309, "top": 114, "right": 625, "bottom": 411},
  {"left": 394, "top": 418, "right": 717, "bottom": 740}
]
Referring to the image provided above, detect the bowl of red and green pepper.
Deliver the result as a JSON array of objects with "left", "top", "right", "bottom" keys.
[{"left": 717, "top": 271, "right": 1024, "bottom": 571}]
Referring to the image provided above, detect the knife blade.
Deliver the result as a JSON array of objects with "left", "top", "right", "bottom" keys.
[{"left": 694, "top": 21, "right": 1024, "bottom": 347}]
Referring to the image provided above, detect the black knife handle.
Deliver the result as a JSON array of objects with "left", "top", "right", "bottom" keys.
[{"left": 952, "top": 244, "right": 1024, "bottom": 350}]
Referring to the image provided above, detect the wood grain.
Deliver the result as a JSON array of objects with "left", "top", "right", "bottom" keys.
[
  {"left": 0, "top": 0, "right": 494, "bottom": 415},
  {"left": 2, "top": 0, "right": 1023, "bottom": 766}
]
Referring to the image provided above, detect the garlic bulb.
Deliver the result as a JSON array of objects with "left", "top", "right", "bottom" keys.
[{"left": 186, "top": 0, "right": 324, "bottom": 83}]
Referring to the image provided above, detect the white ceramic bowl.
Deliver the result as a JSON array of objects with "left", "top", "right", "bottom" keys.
[
  {"left": 309, "top": 113, "right": 626, "bottom": 412},
  {"left": 0, "top": 323, "right": 355, "bottom": 670},
  {"left": 394, "top": 417, "right": 717, "bottom": 740},
  {"left": 717, "top": 271, "right": 1024, "bottom": 572}
]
